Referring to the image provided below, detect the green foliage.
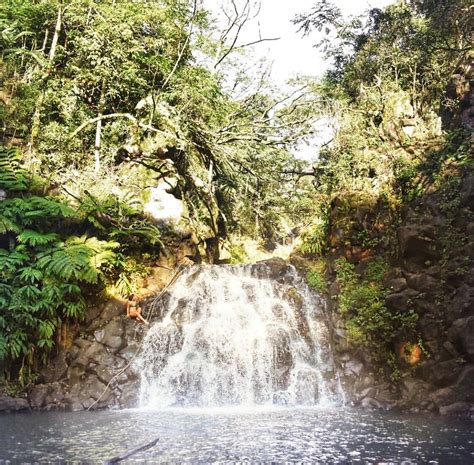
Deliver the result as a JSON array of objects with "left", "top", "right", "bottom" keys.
[
  {"left": 306, "top": 259, "right": 328, "bottom": 294},
  {"left": 307, "top": 269, "right": 328, "bottom": 294},
  {"left": 298, "top": 214, "right": 328, "bottom": 256},
  {"left": 77, "top": 192, "right": 162, "bottom": 248},
  {"left": 334, "top": 257, "right": 418, "bottom": 373},
  {"left": 0, "top": 148, "right": 118, "bottom": 381},
  {"left": 0, "top": 146, "right": 28, "bottom": 191}
]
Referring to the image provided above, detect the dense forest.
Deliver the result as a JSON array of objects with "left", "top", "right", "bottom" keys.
[{"left": 0, "top": 0, "right": 472, "bottom": 392}]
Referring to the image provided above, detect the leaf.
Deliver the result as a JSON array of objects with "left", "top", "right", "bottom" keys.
[{"left": 17, "top": 230, "right": 59, "bottom": 247}]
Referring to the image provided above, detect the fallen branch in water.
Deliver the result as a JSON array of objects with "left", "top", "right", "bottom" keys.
[{"left": 104, "top": 437, "right": 159, "bottom": 464}]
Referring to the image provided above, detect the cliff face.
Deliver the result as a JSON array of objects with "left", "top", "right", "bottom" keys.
[
  {"left": 323, "top": 56, "right": 474, "bottom": 418},
  {"left": 326, "top": 172, "right": 474, "bottom": 417}
]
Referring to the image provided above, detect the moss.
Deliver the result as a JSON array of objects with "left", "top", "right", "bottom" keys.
[{"left": 334, "top": 257, "right": 418, "bottom": 377}]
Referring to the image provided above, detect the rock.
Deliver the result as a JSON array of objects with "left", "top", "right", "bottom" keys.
[
  {"left": 342, "top": 360, "right": 364, "bottom": 377},
  {"left": 101, "top": 316, "right": 125, "bottom": 352},
  {"left": 385, "top": 289, "right": 419, "bottom": 312},
  {"left": 460, "top": 174, "right": 474, "bottom": 209},
  {"left": 431, "top": 386, "right": 459, "bottom": 407},
  {"left": 67, "top": 375, "right": 112, "bottom": 409},
  {"left": 386, "top": 277, "right": 407, "bottom": 293},
  {"left": 425, "top": 359, "right": 465, "bottom": 386},
  {"left": 431, "top": 365, "right": 474, "bottom": 407},
  {"left": 119, "top": 381, "right": 140, "bottom": 408},
  {"left": 0, "top": 396, "right": 29, "bottom": 412},
  {"left": 401, "top": 379, "right": 432, "bottom": 405},
  {"left": 439, "top": 402, "right": 470, "bottom": 416},
  {"left": 101, "top": 298, "right": 126, "bottom": 322},
  {"left": 405, "top": 273, "right": 440, "bottom": 293},
  {"left": 360, "top": 397, "right": 384, "bottom": 410},
  {"left": 254, "top": 258, "right": 290, "bottom": 280},
  {"left": 28, "top": 384, "right": 50, "bottom": 409},
  {"left": 86, "top": 305, "right": 103, "bottom": 324},
  {"left": 398, "top": 225, "right": 439, "bottom": 262},
  {"left": 40, "top": 349, "right": 68, "bottom": 383},
  {"left": 29, "top": 383, "right": 67, "bottom": 410},
  {"left": 448, "top": 316, "right": 474, "bottom": 359},
  {"left": 94, "top": 329, "right": 105, "bottom": 343}
]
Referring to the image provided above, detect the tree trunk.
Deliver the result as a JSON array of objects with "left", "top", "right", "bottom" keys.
[
  {"left": 94, "top": 80, "right": 107, "bottom": 173},
  {"left": 30, "top": 6, "right": 62, "bottom": 153}
]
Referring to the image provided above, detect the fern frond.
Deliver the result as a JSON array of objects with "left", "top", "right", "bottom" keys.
[
  {"left": 18, "top": 267, "right": 43, "bottom": 284},
  {"left": 17, "top": 230, "right": 59, "bottom": 246}
]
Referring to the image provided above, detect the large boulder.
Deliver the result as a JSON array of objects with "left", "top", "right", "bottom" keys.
[{"left": 0, "top": 396, "right": 29, "bottom": 412}]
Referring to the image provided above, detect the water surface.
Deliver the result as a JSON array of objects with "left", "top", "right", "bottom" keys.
[{"left": 1, "top": 407, "right": 473, "bottom": 464}]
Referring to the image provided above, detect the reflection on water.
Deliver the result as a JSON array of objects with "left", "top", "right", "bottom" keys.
[{"left": 0, "top": 407, "right": 473, "bottom": 464}]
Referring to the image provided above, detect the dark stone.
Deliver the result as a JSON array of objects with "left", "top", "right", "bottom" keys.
[
  {"left": 401, "top": 379, "right": 432, "bottom": 405},
  {"left": 40, "top": 349, "right": 68, "bottom": 383},
  {"left": 386, "top": 277, "right": 407, "bottom": 293},
  {"left": 0, "top": 396, "right": 29, "bottom": 412},
  {"left": 460, "top": 174, "right": 474, "bottom": 209},
  {"left": 405, "top": 273, "right": 440, "bottom": 293},
  {"left": 448, "top": 316, "right": 474, "bottom": 359},
  {"left": 119, "top": 381, "right": 140, "bottom": 408},
  {"left": 429, "top": 359, "right": 465, "bottom": 386},
  {"left": 67, "top": 375, "right": 112, "bottom": 409},
  {"left": 86, "top": 304, "right": 103, "bottom": 324},
  {"left": 439, "top": 402, "right": 470, "bottom": 417},
  {"left": 398, "top": 225, "right": 439, "bottom": 262},
  {"left": 29, "top": 382, "right": 67, "bottom": 410},
  {"left": 385, "top": 289, "right": 419, "bottom": 312},
  {"left": 254, "top": 258, "right": 290, "bottom": 280}
]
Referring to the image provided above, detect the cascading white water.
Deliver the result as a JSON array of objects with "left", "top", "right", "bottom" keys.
[{"left": 135, "top": 262, "right": 343, "bottom": 409}]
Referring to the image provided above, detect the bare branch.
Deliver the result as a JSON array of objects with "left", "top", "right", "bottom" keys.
[
  {"left": 161, "top": 0, "right": 198, "bottom": 90},
  {"left": 69, "top": 113, "right": 163, "bottom": 139}
]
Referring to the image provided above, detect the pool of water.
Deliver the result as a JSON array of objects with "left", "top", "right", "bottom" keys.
[{"left": 0, "top": 407, "right": 473, "bottom": 464}]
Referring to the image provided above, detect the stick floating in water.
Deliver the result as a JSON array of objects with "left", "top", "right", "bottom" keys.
[{"left": 104, "top": 437, "right": 160, "bottom": 464}]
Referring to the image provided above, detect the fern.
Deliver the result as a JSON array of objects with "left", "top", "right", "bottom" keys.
[
  {"left": 0, "top": 146, "right": 28, "bottom": 191},
  {"left": 17, "top": 230, "right": 59, "bottom": 246}
]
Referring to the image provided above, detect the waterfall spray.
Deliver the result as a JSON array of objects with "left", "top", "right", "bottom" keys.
[{"left": 135, "top": 262, "right": 343, "bottom": 409}]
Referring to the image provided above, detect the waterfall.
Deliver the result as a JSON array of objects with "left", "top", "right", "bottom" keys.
[{"left": 135, "top": 261, "right": 343, "bottom": 409}]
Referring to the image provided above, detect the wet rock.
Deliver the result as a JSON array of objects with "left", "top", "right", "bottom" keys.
[
  {"left": 67, "top": 375, "right": 112, "bottom": 410},
  {"left": 360, "top": 397, "right": 384, "bottom": 410},
  {"left": 0, "top": 396, "right": 29, "bottom": 412},
  {"left": 342, "top": 360, "right": 364, "bottom": 377},
  {"left": 29, "top": 382, "right": 67, "bottom": 410},
  {"left": 254, "top": 258, "right": 290, "bottom": 280},
  {"left": 439, "top": 402, "right": 470, "bottom": 417},
  {"left": 119, "top": 381, "right": 140, "bottom": 408}
]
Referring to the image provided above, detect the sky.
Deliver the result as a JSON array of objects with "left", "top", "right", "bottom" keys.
[
  {"left": 203, "top": 0, "right": 395, "bottom": 159},
  {"left": 205, "top": 0, "right": 395, "bottom": 85}
]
